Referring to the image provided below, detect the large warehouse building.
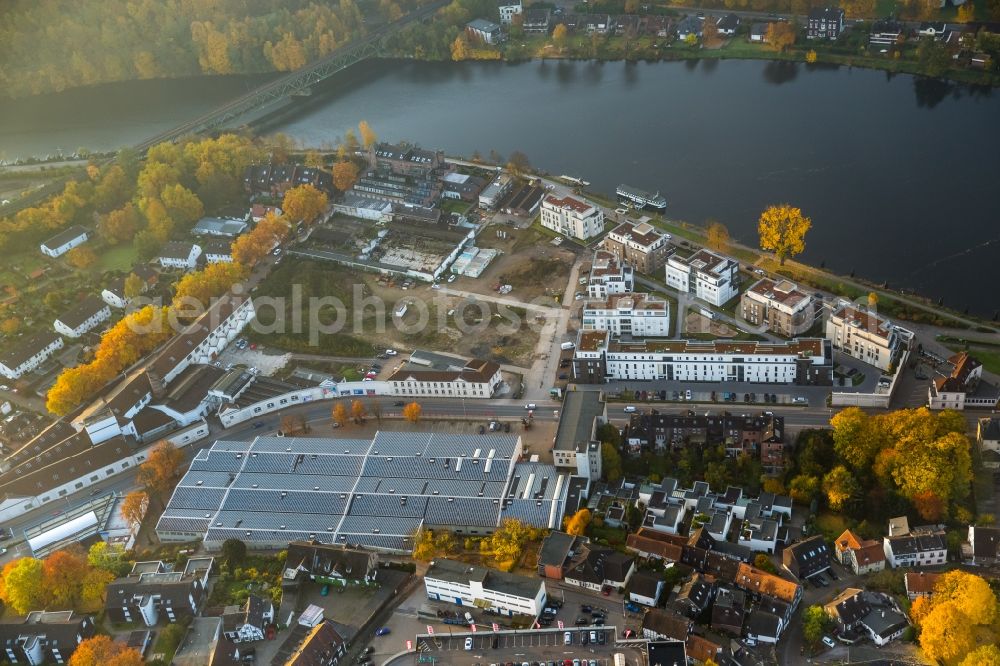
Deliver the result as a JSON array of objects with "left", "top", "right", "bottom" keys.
[{"left": 156, "top": 432, "right": 576, "bottom": 552}]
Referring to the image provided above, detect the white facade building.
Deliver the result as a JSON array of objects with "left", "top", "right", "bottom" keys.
[
  {"left": 665, "top": 249, "right": 740, "bottom": 306},
  {"left": 575, "top": 333, "right": 833, "bottom": 385},
  {"left": 54, "top": 295, "right": 112, "bottom": 338},
  {"left": 40, "top": 226, "right": 89, "bottom": 258},
  {"left": 588, "top": 250, "right": 634, "bottom": 298},
  {"left": 424, "top": 558, "right": 546, "bottom": 617},
  {"left": 497, "top": 0, "right": 523, "bottom": 24},
  {"left": 149, "top": 293, "right": 256, "bottom": 385},
  {"left": 0, "top": 332, "right": 65, "bottom": 380},
  {"left": 158, "top": 241, "right": 202, "bottom": 270},
  {"left": 825, "top": 303, "right": 899, "bottom": 372},
  {"left": 883, "top": 530, "right": 947, "bottom": 568},
  {"left": 540, "top": 195, "right": 605, "bottom": 241},
  {"left": 582, "top": 293, "right": 670, "bottom": 337},
  {"left": 387, "top": 359, "right": 502, "bottom": 398}
]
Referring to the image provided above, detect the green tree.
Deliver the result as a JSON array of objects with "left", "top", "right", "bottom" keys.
[
  {"left": 789, "top": 474, "right": 820, "bottom": 504},
  {"left": 221, "top": 538, "right": 248, "bottom": 567},
  {"left": 802, "top": 605, "right": 832, "bottom": 645},
  {"left": 602, "top": 442, "right": 622, "bottom": 482},
  {"left": 822, "top": 465, "right": 859, "bottom": 511},
  {"left": 753, "top": 554, "right": 777, "bottom": 574},
  {"left": 0, "top": 558, "right": 45, "bottom": 615},
  {"left": 88, "top": 542, "right": 131, "bottom": 577}
]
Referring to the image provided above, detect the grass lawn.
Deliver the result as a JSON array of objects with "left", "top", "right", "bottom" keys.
[
  {"left": 588, "top": 522, "right": 628, "bottom": 548},
  {"left": 96, "top": 245, "right": 139, "bottom": 273}
]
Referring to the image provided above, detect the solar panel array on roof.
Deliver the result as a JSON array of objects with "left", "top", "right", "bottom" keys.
[{"left": 157, "top": 432, "right": 571, "bottom": 552}]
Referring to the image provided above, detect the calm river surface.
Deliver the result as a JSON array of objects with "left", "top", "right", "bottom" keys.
[{"left": 3, "top": 59, "right": 998, "bottom": 315}]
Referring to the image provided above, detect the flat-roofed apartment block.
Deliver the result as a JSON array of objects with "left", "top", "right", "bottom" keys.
[
  {"left": 582, "top": 293, "right": 670, "bottom": 337},
  {"left": 740, "top": 278, "right": 816, "bottom": 337},
  {"left": 551, "top": 390, "right": 606, "bottom": 479},
  {"left": 540, "top": 194, "right": 605, "bottom": 241},
  {"left": 588, "top": 250, "right": 634, "bottom": 298},
  {"left": 665, "top": 249, "right": 740, "bottom": 306},
  {"left": 156, "top": 432, "right": 573, "bottom": 550},
  {"left": 573, "top": 332, "right": 832, "bottom": 385},
  {"left": 825, "top": 303, "right": 900, "bottom": 371},
  {"left": 425, "top": 557, "right": 546, "bottom": 617},
  {"left": 602, "top": 221, "right": 672, "bottom": 275}
]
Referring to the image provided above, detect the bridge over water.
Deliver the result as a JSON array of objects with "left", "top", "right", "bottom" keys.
[{"left": 134, "top": 0, "right": 448, "bottom": 152}]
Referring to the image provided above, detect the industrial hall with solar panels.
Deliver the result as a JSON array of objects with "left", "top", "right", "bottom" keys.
[{"left": 155, "top": 432, "right": 585, "bottom": 552}]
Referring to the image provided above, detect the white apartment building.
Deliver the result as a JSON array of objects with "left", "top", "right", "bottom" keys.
[
  {"left": 665, "top": 248, "right": 740, "bottom": 306},
  {"left": 740, "top": 278, "right": 816, "bottom": 337},
  {"left": 588, "top": 250, "right": 634, "bottom": 298},
  {"left": 573, "top": 332, "right": 833, "bottom": 386},
  {"left": 424, "top": 558, "right": 547, "bottom": 617},
  {"left": 53, "top": 295, "right": 112, "bottom": 338},
  {"left": 825, "top": 303, "right": 899, "bottom": 371},
  {"left": 387, "top": 359, "right": 502, "bottom": 398},
  {"left": 582, "top": 293, "right": 670, "bottom": 337},
  {"left": 497, "top": 0, "right": 523, "bottom": 24},
  {"left": 158, "top": 241, "right": 202, "bottom": 270},
  {"left": 148, "top": 293, "right": 256, "bottom": 385},
  {"left": 540, "top": 195, "right": 605, "bottom": 241},
  {"left": 0, "top": 332, "right": 65, "bottom": 380},
  {"left": 883, "top": 529, "right": 947, "bottom": 568},
  {"left": 40, "top": 226, "right": 89, "bottom": 258}
]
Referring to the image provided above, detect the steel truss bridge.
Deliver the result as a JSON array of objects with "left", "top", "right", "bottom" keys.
[{"left": 134, "top": 0, "right": 447, "bottom": 152}]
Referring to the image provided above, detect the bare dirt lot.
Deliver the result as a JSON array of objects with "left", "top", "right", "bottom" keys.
[
  {"left": 451, "top": 225, "right": 577, "bottom": 303},
  {"left": 249, "top": 259, "right": 541, "bottom": 367}
]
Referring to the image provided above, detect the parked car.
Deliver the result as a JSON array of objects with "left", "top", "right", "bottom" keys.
[
  {"left": 685, "top": 389, "right": 692, "bottom": 400},
  {"left": 822, "top": 636, "right": 836, "bottom": 648},
  {"left": 375, "top": 627, "right": 391, "bottom": 636},
  {"left": 464, "top": 637, "right": 474, "bottom": 651}
]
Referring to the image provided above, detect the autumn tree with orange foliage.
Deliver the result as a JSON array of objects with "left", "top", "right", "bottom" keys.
[
  {"left": 351, "top": 399, "right": 367, "bottom": 423},
  {"left": 282, "top": 184, "right": 328, "bottom": 225},
  {"left": 136, "top": 441, "right": 185, "bottom": 501},
  {"left": 43, "top": 547, "right": 89, "bottom": 608},
  {"left": 332, "top": 402, "right": 349, "bottom": 427},
  {"left": 69, "top": 636, "right": 144, "bottom": 666},
  {"left": 120, "top": 490, "right": 149, "bottom": 529},
  {"left": 98, "top": 203, "right": 141, "bottom": 244},
  {"left": 358, "top": 120, "right": 378, "bottom": 149},
  {"left": 910, "top": 570, "right": 998, "bottom": 664},
  {"left": 332, "top": 161, "right": 360, "bottom": 191},
  {"left": 161, "top": 183, "right": 205, "bottom": 228},
  {"left": 402, "top": 402, "right": 422, "bottom": 423},
  {"left": 233, "top": 212, "right": 290, "bottom": 267},
  {"left": 47, "top": 305, "right": 172, "bottom": 414},
  {"left": 66, "top": 246, "right": 98, "bottom": 269},
  {"left": 172, "top": 261, "right": 249, "bottom": 310}
]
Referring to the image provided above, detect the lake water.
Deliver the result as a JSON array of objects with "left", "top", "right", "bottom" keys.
[{"left": 3, "top": 59, "right": 998, "bottom": 315}]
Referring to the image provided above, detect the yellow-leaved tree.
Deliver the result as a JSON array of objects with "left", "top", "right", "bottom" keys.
[
  {"left": 758, "top": 204, "right": 812, "bottom": 265},
  {"left": 563, "top": 508, "right": 592, "bottom": 536},
  {"left": 402, "top": 402, "right": 422, "bottom": 423},
  {"left": 282, "top": 183, "right": 328, "bottom": 225}
]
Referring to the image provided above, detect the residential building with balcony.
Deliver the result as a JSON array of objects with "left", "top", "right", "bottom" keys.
[
  {"left": 740, "top": 278, "right": 816, "bottom": 337},
  {"left": 664, "top": 249, "right": 740, "bottom": 306},
  {"left": 582, "top": 293, "right": 670, "bottom": 338},
  {"left": 540, "top": 195, "right": 605, "bottom": 241},
  {"left": 587, "top": 250, "right": 634, "bottom": 298},
  {"left": 825, "top": 303, "right": 900, "bottom": 372},
  {"left": 601, "top": 221, "right": 671, "bottom": 275},
  {"left": 574, "top": 336, "right": 832, "bottom": 385}
]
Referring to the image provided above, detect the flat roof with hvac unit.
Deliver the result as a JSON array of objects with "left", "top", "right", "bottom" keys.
[{"left": 156, "top": 432, "right": 575, "bottom": 552}]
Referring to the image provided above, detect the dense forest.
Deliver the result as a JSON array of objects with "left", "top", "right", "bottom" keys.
[{"left": 0, "top": 0, "right": 420, "bottom": 98}]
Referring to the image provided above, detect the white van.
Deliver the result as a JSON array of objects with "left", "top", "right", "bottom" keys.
[
  {"left": 564, "top": 632, "right": 573, "bottom": 645},
  {"left": 623, "top": 405, "right": 637, "bottom": 413},
  {"left": 560, "top": 342, "right": 576, "bottom": 350}
]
